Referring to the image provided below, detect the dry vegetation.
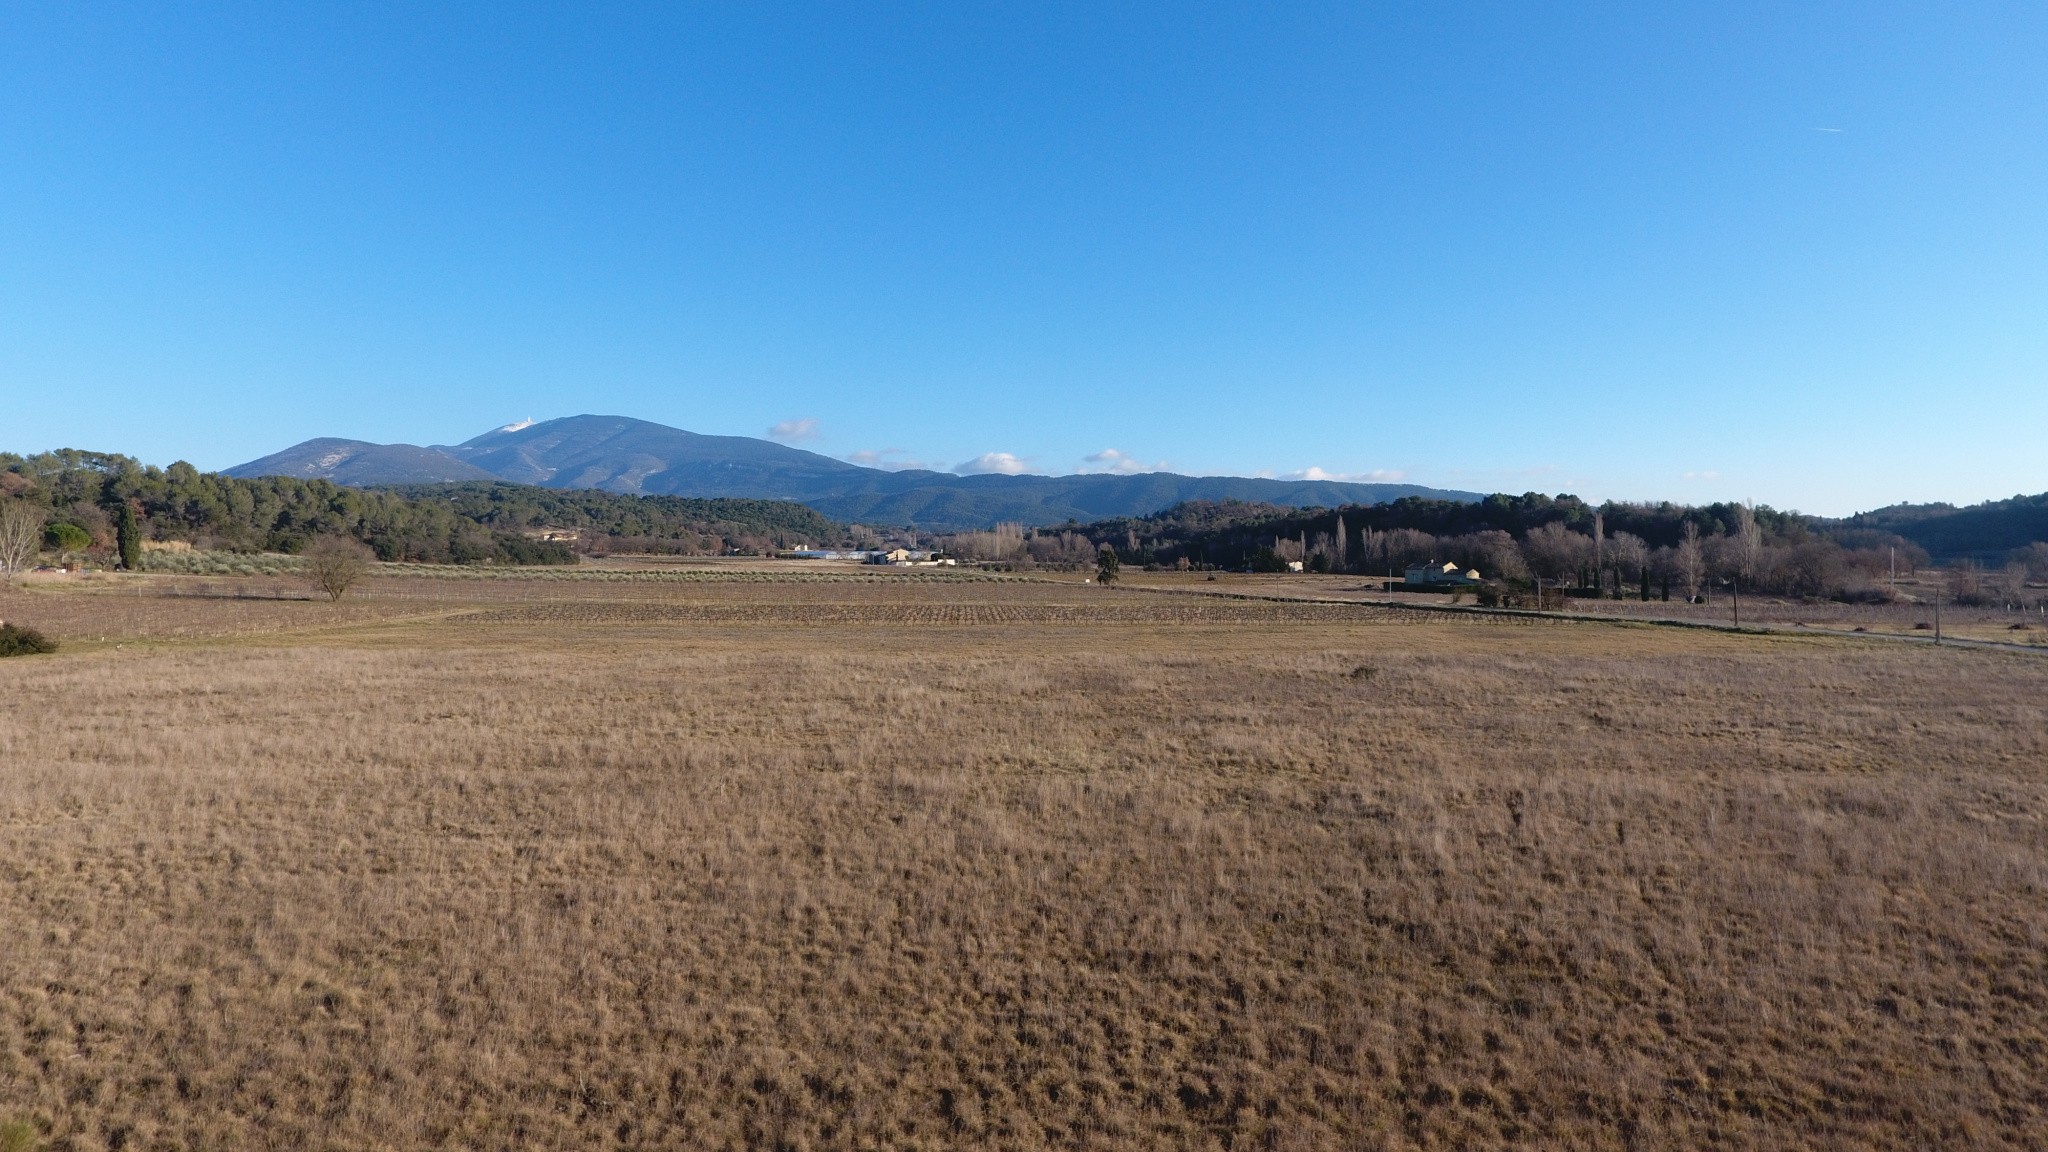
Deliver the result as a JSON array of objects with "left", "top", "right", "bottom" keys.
[{"left": 2, "top": 573, "right": 2046, "bottom": 1150}]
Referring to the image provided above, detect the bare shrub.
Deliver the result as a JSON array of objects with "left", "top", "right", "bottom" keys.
[{"left": 303, "top": 535, "right": 374, "bottom": 602}]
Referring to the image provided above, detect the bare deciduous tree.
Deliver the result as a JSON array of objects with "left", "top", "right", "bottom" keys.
[
  {"left": 948, "top": 522, "right": 1027, "bottom": 562},
  {"left": 1732, "top": 502, "right": 1763, "bottom": 584},
  {"left": 1380, "top": 528, "right": 1439, "bottom": 573},
  {"left": 1445, "top": 530, "right": 1528, "bottom": 583},
  {"left": 1523, "top": 521, "right": 1590, "bottom": 588},
  {"left": 0, "top": 501, "right": 44, "bottom": 577},
  {"left": 1607, "top": 532, "right": 1649, "bottom": 598},
  {"left": 2001, "top": 560, "right": 2029, "bottom": 605},
  {"left": 2014, "top": 542, "right": 2048, "bottom": 582},
  {"left": 304, "top": 535, "right": 375, "bottom": 602},
  {"left": 1676, "top": 522, "right": 1705, "bottom": 602}
]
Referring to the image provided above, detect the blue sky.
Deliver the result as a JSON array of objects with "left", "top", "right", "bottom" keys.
[{"left": 3, "top": 2, "right": 2043, "bottom": 515}]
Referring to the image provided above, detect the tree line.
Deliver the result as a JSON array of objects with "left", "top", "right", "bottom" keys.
[
  {"left": 375, "top": 482, "right": 842, "bottom": 556},
  {"left": 0, "top": 451, "right": 840, "bottom": 567},
  {"left": 1049, "top": 495, "right": 2048, "bottom": 605}
]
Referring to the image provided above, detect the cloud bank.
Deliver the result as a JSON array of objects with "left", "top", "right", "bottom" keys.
[
  {"left": 1282, "top": 466, "right": 1407, "bottom": 483},
  {"left": 955, "top": 452, "right": 1031, "bottom": 476},
  {"left": 1076, "top": 448, "right": 1169, "bottom": 475}
]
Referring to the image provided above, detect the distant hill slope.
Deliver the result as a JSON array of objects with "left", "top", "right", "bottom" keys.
[
  {"left": 223, "top": 438, "right": 498, "bottom": 485},
  {"left": 438, "top": 415, "right": 869, "bottom": 495},
  {"left": 227, "top": 415, "right": 1481, "bottom": 529},
  {"left": 379, "top": 482, "right": 841, "bottom": 544},
  {"left": 1843, "top": 493, "right": 2048, "bottom": 559}
]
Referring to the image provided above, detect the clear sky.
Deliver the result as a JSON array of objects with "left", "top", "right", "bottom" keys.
[{"left": 3, "top": 2, "right": 2043, "bottom": 515}]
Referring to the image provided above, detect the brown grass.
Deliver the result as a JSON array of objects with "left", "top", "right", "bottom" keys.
[{"left": 2, "top": 575, "right": 2045, "bottom": 1150}]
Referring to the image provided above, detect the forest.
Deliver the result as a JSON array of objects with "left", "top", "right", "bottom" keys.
[
  {"left": 0, "top": 451, "right": 837, "bottom": 565},
  {"left": 944, "top": 494, "right": 2048, "bottom": 605}
]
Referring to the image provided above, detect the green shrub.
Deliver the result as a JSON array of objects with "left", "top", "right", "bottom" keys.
[
  {"left": 44, "top": 521, "right": 91, "bottom": 552},
  {"left": 0, "top": 623, "right": 57, "bottom": 656}
]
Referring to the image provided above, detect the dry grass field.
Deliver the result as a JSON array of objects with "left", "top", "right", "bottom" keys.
[{"left": 2, "top": 571, "right": 2046, "bottom": 1150}]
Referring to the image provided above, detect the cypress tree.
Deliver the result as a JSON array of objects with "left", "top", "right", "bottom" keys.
[{"left": 116, "top": 500, "right": 141, "bottom": 570}]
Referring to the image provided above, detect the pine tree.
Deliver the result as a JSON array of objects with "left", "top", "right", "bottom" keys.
[{"left": 1095, "top": 544, "right": 1121, "bottom": 586}]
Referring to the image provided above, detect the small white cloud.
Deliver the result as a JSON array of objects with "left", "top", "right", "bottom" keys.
[
  {"left": 1283, "top": 466, "right": 1407, "bottom": 483},
  {"left": 1076, "top": 448, "right": 1169, "bottom": 475},
  {"left": 1682, "top": 470, "right": 1723, "bottom": 481},
  {"left": 768, "top": 417, "right": 820, "bottom": 442},
  {"left": 846, "top": 448, "right": 936, "bottom": 471},
  {"left": 955, "top": 452, "right": 1031, "bottom": 476}
]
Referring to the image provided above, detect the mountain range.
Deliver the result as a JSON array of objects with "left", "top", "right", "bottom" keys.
[{"left": 225, "top": 415, "right": 1479, "bottom": 529}]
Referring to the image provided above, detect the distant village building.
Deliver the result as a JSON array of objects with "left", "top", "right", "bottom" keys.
[
  {"left": 855, "top": 548, "right": 957, "bottom": 567},
  {"left": 1405, "top": 560, "right": 1482, "bottom": 587},
  {"left": 787, "top": 547, "right": 953, "bottom": 566}
]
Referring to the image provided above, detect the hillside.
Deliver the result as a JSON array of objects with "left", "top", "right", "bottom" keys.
[
  {"left": 379, "top": 482, "right": 841, "bottom": 548},
  {"left": 436, "top": 415, "right": 869, "bottom": 494},
  {"left": 224, "top": 438, "right": 500, "bottom": 485},
  {"left": 1844, "top": 492, "right": 2048, "bottom": 559},
  {"left": 1, "top": 450, "right": 840, "bottom": 562},
  {"left": 227, "top": 415, "right": 1481, "bottom": 529}
]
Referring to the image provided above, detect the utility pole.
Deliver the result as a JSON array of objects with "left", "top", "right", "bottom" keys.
[
  {"left": 1732, "top": 576, "right": 1740, "bottom": 628},
  {"left": 1934, "top": 578, "right": 1942, "bottom": 645}
]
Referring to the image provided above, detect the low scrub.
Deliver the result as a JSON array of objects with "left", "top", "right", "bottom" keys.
[
  {"left": 0, "top": 622, "right": 56, "bottom": 656},
  {"left": 138, "top": 549, "right": 306, "bottom": 577}
]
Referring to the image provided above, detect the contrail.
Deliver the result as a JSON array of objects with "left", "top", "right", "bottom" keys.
[{"left": 1811, "top": 127, "right": 1844, "bottom": 133}]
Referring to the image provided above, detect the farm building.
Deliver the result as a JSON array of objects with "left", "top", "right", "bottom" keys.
[{"left": 1405, "top": 560, "right": 1482, "bottom": 586}]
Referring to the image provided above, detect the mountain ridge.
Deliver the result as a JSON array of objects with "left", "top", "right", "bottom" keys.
[
  {"left": 225, "top": 415, "right": 1480, "bottom": 529},
  {"left": 223, "top": 438, "right": 500, "bottom": 486}
]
